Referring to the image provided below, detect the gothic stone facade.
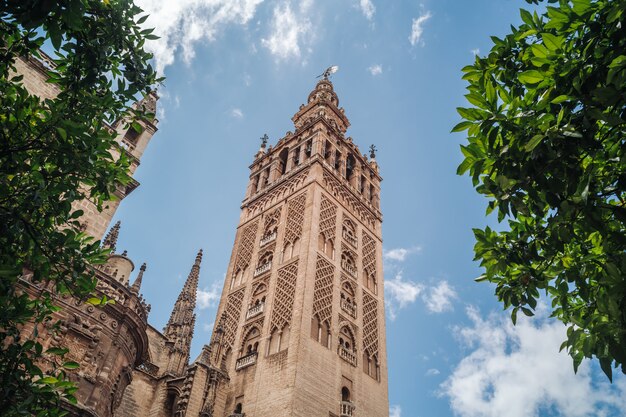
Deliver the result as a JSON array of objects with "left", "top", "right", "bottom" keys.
[{"left": 18, "top": 53, "right": 389, "bottom": 417}]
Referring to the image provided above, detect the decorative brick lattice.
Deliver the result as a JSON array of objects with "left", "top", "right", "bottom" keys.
[
  {"left": 312, "top": 255, "right": 335, "bottom": 325},
  {"left": 248, "top": 169, "right": 309, "bottom": 216},
  {"left": 234, "top": 220, "right": 259, "bottom": 273},
  {"left": 240, "top": 316, "right": 264, "bottom": 350},
  {"left": 263, "top": 207, "right": 282, "bottom": 232},
  {"left": 270, "top": 262, "right": 299, "bottom": 331},
  {"left": 221, "top": 289, "right": 245, "bottom": 348},
  {"left": 319, "top": 194, "right": 337, "bottom": 241},
  {"left": 322, "top": 170, "right": 377, "bottom": 228},
  {"left": 362, "top": 291, "right": 379, "bottom": 358},
  {"left": 284, "top": 193, "right": 307, "bottom": 245},
  {"left": 362, "top": 232, "right": 377, "bottom": 279}
]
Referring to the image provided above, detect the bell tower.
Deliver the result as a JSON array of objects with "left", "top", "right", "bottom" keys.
[{"left": 199, "top": 76, "right": 388, "bottom": 417}]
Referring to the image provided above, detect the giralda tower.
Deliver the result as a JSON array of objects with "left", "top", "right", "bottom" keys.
[{"left": 195, "top": 76, "right": 388, "bottom": 417}]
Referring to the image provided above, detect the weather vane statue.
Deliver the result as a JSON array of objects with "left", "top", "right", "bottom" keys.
[
  {"left": 369, "top": 144, "right": 377, "bottom": 159},
  {"left": 260, "top": 133, "right": 268, "bottom": 148},
  {"left": 317, "top": 65, "right": 339, "bottom": 80}
]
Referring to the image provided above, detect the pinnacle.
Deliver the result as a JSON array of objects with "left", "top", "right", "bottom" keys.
[
  {"left": 195, "top": 248, "right": 203, "bottom": 266},
  {"left": 102, "top": 220, "right": 121, "bottom": 252},
  {"left": 131, "top": 262, "right": 147, "bottom": 293}
]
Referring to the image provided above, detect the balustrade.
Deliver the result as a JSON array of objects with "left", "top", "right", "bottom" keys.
[
  {"left": 340, "top": 299, "right": 356, "bottom": 319},
  {"left": 246, "top": 302, "right": 265, "bottom": 320},
  {"left": 338, "top": 346, "right": 357, "bottom": 367},
  {"left": 259, "top": 232, "right": 277, "bottom": 247},
  {"left": 342, "top": 230, "right": 357, "bottom": 247},
  {"left": 340, "top": 401, "right": 355, "bottom": 417},
  {"left": 253, "top": 261, "right": 272, "bottom": 277},
  {"left": 341, "top": 260, "right": 357, "bottom": 278},
  {"left": 235, "top": 352, "right": 258, "bottom": 371}
]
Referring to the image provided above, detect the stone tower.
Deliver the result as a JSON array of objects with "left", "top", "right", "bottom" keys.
[{"left": 189, "top": 77, "right": 389, "bottom": 417}]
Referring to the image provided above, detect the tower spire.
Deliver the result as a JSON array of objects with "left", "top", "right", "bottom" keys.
[
  {"left": 102, "top": 220, "right": 121, "bottom": 252},
  {"left": 164, "top": 249, "right": 202, "bottom": 374},
  {"left": 130, "top": 262, "right": 147, "bottom": 294}
]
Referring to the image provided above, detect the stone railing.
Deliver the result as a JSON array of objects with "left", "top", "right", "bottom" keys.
[
  {"left": 341, "top": 261, "right": 357, "bottom": 278},
  {"left": 235, "top": 352, "right": 258, "bottom": 371},
  {"left": 246, "top": 302, "right": 265, "bottom": 320},
  {"left": 228, "top": 414, "right": 245, "bottom": 417},
  {"left": 340, "top": 299, "right": 356, "bottom": 319},
  {"left": 136, "top": 361, "right": 159, "bottom": 377},
  {"left": 342, "top": 230, "right": 357, "bottom": 247},
  {"left": 253, "top": 261, "right": 272, "bottom": 278},
  {"left": 340, "top": 401, "right": 355, "bottom": 417},
  {"left": 259, "top": 232, "right": 277, "bottom": 247},
  {"left": 338, "top": 346, "right": 357, "bottom": 367}
]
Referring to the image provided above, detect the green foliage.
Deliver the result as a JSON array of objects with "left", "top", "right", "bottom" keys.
[
  {"left": 455, "top": 0, "right": 626, "bottom": 381},
  {"left": 0, "top": 0, "right": 160, "bottom": 413}
]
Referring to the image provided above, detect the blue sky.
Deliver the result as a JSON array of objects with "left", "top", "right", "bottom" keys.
[{"left": 110, "top": 1, "right": 626, "bottom": 416}]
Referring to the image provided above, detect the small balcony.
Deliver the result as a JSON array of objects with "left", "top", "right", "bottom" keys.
[
  {"left": 246, "top": 302, "right": 265, "bottom": 320},
  {"left": 260, "top": 231, "right": 277, "bottom": 247},
  {"left": 253, "top": 261, "right": 272, "bottom": 278},
  {"left": 235, "top": 352, "right": 258, "bottom": 371},
  {"left": 340, "top": 299, "right": 356, "bottom": 319},
  {"left": 338, "top": 346, "right": 357, "bottom": 367},
  {"left": 342, "top": 230, "right": 357, "bottom": 248},
  {"left": 341, "top": 261, "right": 357, "bottom": 278},
  {"left": 340, "top": 401, "right": 355, "bottom": 417}
]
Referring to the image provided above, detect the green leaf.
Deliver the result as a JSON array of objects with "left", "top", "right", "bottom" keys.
[
  {"left": 518, "top": 70, "right": 545, "bottom": 85},
  {"left": 524, "top": 134, "right": 544, "bottom": 151},
  {"left": 520, "top": 9, "right": 534, "bottom": 26},
  {"left": 599, "top": 357, "right": 613, "bottom": 382},
  {"left": 46, "top": 347, "right": 69, "bottom": 356},
  {"left": 62, "top": 361, "right": 80, "bottom": 370},
  {"left": 451, "top": 121, "right": 474, "bottom": 133},
  {"left": 542, "top": 33, "right": 563, "bottom": 51}
]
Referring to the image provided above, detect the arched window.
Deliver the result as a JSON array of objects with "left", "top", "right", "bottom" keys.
[
  {"left": 234, "top": 403, "right": 243, "bottom": 414},
  {"left": 279, "top": 147, "right": 289, "bottom": 175},
  {"left": 318, "top": 233, "right": 335, "bottom": 259},
  {"left": 304, "top": 140, "right": 312, "bottom": 159},
  {"left": 338, "top": 326, "right": 355, "bottom": 352},
  {"left": 342, "top": 219, "right": 357, "bottom": 247},
  {"left": 364, "top": 269, "right": 377, "bottom": 294},
  {"left": 346, "top": 154, "right": 355, "bottom": 180},
  {"left": 268, "top": 324, "right": 290, "bottom": 354},
  {"left": 242, "top": 327, "right": 260, "bottom": 356},
  {"left": 231, "top": 267, "right": 245, "bottom": 289},
  {"left": 341, "top": 387, "right": 350, "bottom": 402},
  {"left": 340, "top": 282, "right": 356, "bottom": 318},
  {"left": 341, "top": 251, "right": 357, "bottom": 278},
  {"left": 254, "top": 251, "right": 273, "bottom": 277}
]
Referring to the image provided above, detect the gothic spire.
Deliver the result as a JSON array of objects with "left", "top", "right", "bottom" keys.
[
  {"left": 102, "top": 221, "right": 121, "bottom": 252},
  {"left": 164, "top": 249, "right": 202, "bottom": 373},
  {"left": 130, "top": 263, "right": 147, "bottom": 294}
]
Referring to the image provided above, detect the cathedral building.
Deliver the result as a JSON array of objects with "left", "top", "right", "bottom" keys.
[{"left": 17, "top": 53, "right": 389, "bottom": 417}]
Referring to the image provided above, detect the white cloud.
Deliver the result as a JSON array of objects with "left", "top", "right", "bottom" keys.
[
  {"left": 368, "top": 64, "right": 383, "bottom": 76},
  {"left": 471, "top": 48, "right": 480, "bottom": 55},
  {"left": 389, "top": 405, "right": 402, "bottom": 417},
  {"left": 385, "top": 272, "right": 424, "bottom": 320},
  {"left": 261, "top": 2, "right": 312, "bottom": 61},
  {"left": 383, "top": 246, "right": 422, "bottom": 262},
  {"left": 231, "top": 108, "right": 244, "bottom": 119},
  {"left": 422, "top": 280, "right": 457, "bottom": 313},
  {"left": 441, "top": 307, "right": 626, "bottom": 417},
  {"left": 359, "top": 0, "right": 375, "bottom": 20},
  {"left": 197, "top": 283, "right": 221, "bottom": 309},
  {"left": 409, "top": 10, "right": 432, "bottom": 46},
  {"left": 202, "top": 322, "right": 214, "bottom": 332},
  {"left": 426, "top": 368, "right": 441, "bottom": 376},
  {"left": 135, "top": 0, "right": 264, "bottom": 74}
]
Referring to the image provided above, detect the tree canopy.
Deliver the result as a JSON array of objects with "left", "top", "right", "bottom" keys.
[
  {"left": 0, "top": 0, "right": 159, "bottom": 414},
  {"left": 456, "top": 0, "right": 625, "bottom": 381}
]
